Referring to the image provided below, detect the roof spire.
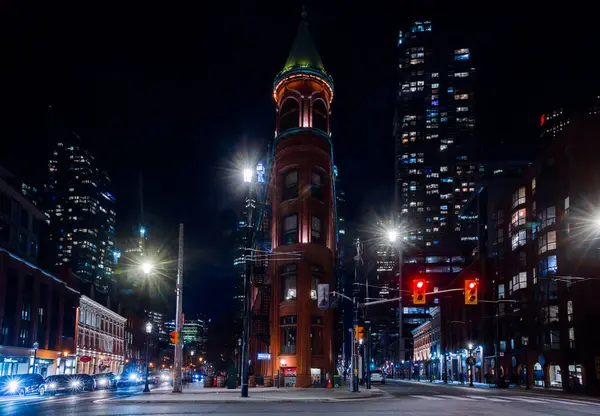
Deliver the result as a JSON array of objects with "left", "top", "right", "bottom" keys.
[{"left": 301, "top": 5, "right": 307, "bottom": 20}]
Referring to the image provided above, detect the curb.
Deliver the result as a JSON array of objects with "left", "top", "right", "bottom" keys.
[{"left": 102, "top": 392, "right": 385, "bottom": 405}]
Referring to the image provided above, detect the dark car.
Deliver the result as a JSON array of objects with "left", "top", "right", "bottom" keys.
[
  {"left": 0, "top": 374, "right": 47, "bottom": 396},
  {"left": 92, "top": 373, "right": 117, "bottom": 389},
  {"left": 46, "top": 374, "right": 96, "bottom": 394}
]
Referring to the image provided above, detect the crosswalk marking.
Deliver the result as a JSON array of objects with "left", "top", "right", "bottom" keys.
[
  {"left": 466, "top": 395, "right": 511, "bottom": 402},
  {"left": 410, "top": 395, "right": 443, "bottom": 400},
  {"left": 438, "top": 395, "right": 475, "bottom": 401}
]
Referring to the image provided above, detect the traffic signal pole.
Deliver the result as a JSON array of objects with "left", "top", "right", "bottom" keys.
[{"left": 172, "top": 224, "right": 184, "bottom": 393}]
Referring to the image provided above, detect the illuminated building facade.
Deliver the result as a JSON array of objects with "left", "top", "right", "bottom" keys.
[
  {"left": 394, "top": 20, "right": 477, "bottom": 254},
  {"left": 46, "top": 132, "right": 116, "bottom": 292},
  {"left": 540, "top": 95, "right": 600, "bottom": 141},
  {"left": 264, "top": 14, "right": 336, "bottom": 387}
]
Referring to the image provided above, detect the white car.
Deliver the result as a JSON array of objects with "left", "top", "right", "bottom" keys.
[{"left": 370, "top": 371, "right": 385, "bottom": 384}]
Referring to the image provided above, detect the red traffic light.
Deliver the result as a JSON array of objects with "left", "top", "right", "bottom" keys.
[
  {"left": 468, "top": 282, "right": 476, "bottom": 289},
  {"left": 416, "top": 280, "right": 424, "bottom": 289}
]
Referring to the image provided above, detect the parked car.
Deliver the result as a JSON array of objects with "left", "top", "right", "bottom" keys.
[
  {"left": 45, "top": 374, "right": 96, "bottom": 394},
  {"left": 0, "top": 374, "right": 46, "bottom": 396},
  {"left": 92, "top": 373, "right": 118, "bottom": 389},
  {"left": 370, "top": 370, "right": 385, "bottom": 384}
]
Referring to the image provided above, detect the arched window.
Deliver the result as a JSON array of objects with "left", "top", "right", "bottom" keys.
[
  {"left": 279, "top": 99, "right": 300, "bottom": 132},
  {"left": 312, "top": 99, "right": 328, "bottom": 132}
]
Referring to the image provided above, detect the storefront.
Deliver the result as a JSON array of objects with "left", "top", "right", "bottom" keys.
[
  {"left": 310, "top": 368, "right": 322, "bottom": 385},
  {"left": 282, "top": 367, "right": 297, "bottom": 387},
  {"left": 0, "top": 357, "right": 28, "bottom": 376},
  {"left": 0, "top": 346, "right": 63, "bottom": 376},
  {"left": 30, "top": 358, "right": 54, "bottom": 377}
]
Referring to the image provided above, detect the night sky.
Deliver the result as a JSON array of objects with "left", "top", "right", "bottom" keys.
[{"left": 2, "top": 2, "right": 598, "bottom": 326}]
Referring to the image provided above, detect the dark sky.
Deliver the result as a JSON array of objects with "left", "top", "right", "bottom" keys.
[{"left": 2, "top": 3, "right": 598, "bottom": 322}]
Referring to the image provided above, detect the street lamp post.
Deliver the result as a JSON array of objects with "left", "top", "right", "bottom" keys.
[
  {"left": 241, "top": 168, "right": 255, "bottom": 398},
  {"left": 32, "top": 342, "right": 39, "bottom": 374},
  {"left": 143, "top": 322, "right": 152, "bottom": 393},
  {"left": 468, "top": 342, "right": 474, "bottom": 387},
  {"left": 388, "top": 230, "right": 404, "bottom": 374},
  {"left": 173, "top": 223, "right": 185, "bottom": 393}
]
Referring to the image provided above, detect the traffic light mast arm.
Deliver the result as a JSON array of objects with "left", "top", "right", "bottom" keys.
[
  {"left": 478, "top": 299, "right": 517, "bottom": 303},
  {"left": 360, "top": 288, "right": 464, "bottom": 307}
]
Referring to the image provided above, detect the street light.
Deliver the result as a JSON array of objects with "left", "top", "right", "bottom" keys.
[
  {"left": 143, "top": 322, "right": 153, "bottom": 393},
  {"left": 32, "top": 342, "right": 39, "bottom": 374},
  {"left": 243, "top": 168, "right": 253, "bottom": 183},
  {"left": 141, "top": 261, "right": 154, "bottom": 275},
  {"left": 387, "top": 230, "right": 398, "bottom": 243}
]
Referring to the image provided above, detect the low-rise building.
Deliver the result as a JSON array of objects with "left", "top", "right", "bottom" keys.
[
  {"left": 0, "top": 248, "right": 80, "bottom": 377},
  {"left": 75, "top": 295, "right": 126, "bottom": 375}
]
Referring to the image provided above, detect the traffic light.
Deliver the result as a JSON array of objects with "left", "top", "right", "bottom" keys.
[
  {"left": 465, "top": 279, "right": 478, "bottom": 305},
  {"left": 355, "top": 326, "right": 365, "bottom": 341},
  {"left": 413, "top": 279, "right": 426, "bottom": 305},
  {"left": 170, "top": 331, "right": 179, "bottom": 345}
]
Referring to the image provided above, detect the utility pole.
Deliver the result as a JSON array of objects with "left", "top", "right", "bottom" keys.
[
  {"left": 352, "top": 238, "right": 361, "bottom": 392},
  {"left": 241, "top": 175, "right": 255, "bottom": 397},
  {"left": 397, "top": 245, "right": 404, "bottom": 371},
  {"left": 172, "top": 224, "right": 184, "bottom": 393},
  {"left": 365, "top": 275, "right": 371, "bottom": 389}
]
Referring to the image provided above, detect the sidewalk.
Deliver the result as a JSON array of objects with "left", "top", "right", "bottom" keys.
[{"left": 106, "top": 383, "right": 385, "bottom": 404}]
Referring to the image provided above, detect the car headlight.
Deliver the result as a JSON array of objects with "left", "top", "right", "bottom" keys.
[
  {"left": 8, "top": 380, "right": 19, "bottom": 392},
  {"left": 128, "top": 374, "right": 138, "bottom": 381},
  {"left": 70, "top": 380, "right": 80, "bottom": 388},
  {"left": 49, "top": 383, "right": 57, "bottom": 389},
  {"left": 99, "top": 379, "right": 107, "bottom": 385}
]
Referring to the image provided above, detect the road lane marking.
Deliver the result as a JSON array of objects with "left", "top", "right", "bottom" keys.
[
  {"left": 538, "top": 398, "right": 591, "bottom": 406},
  {"left": 510, "top": 396, "right": 546, "bottom": 403},
  {"left": 410, "top": 395, "right": 444, "bottom": 400},
  {"left": 438, "top": 395, "right": 475, "bottom": 401},
  {"left": 467, "top": 395, "right": 510, "bottom": 402}
]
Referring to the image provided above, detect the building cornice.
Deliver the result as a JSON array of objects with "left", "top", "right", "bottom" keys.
[{"left": 80, "top": 295, "right": 127, "bottom": 322}]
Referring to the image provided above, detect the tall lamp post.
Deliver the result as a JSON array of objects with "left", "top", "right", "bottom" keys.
[
  {"left": 241, "top": 167, "right": 255, "bottom": 398},
  {"left": 32, "top": 342, "right": 39, "bottom": 374},
  {"left": 143, "top": 322, "right": 153, "bottom": 393},
  {"left": 387, "top": 229, "right": 404, "bottom": 375}
]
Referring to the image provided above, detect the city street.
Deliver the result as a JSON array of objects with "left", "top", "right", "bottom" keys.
[{"left": 2, "top": 380, "right": 600, "bottom": 415}]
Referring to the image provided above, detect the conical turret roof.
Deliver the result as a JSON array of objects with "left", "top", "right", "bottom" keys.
[
  {"left": 274, "top": 11, "right": 333, "bottom": 92},
  {"left": 282, "top": 19, "right": 325, "bottom": 73}
]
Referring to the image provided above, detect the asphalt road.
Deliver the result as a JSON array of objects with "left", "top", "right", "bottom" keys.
[{"left": 2, "top": 380, "right": 600, "bottom": 415}]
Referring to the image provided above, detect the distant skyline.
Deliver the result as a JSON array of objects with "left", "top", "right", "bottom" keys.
[{"left": 2, "top": 4, "right": 599, "bottom": 321}]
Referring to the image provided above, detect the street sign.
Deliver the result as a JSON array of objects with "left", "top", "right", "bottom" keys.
[
  {"left": 317, "top": 283, "right": 330, "bottom": 310},
  {"left": 257, "top": 353, "right": 271, "bottom": 361},
  {"left": 466, "top": 356, "right": 476, "bottom": 366}
]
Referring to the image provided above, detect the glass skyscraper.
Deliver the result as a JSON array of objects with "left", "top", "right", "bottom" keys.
[
  {"left": 45, "top": 132, "right": 116, "bottom": 292},
  {"left": 394, "top": 20, "right": 477, "bottom": 257}
]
